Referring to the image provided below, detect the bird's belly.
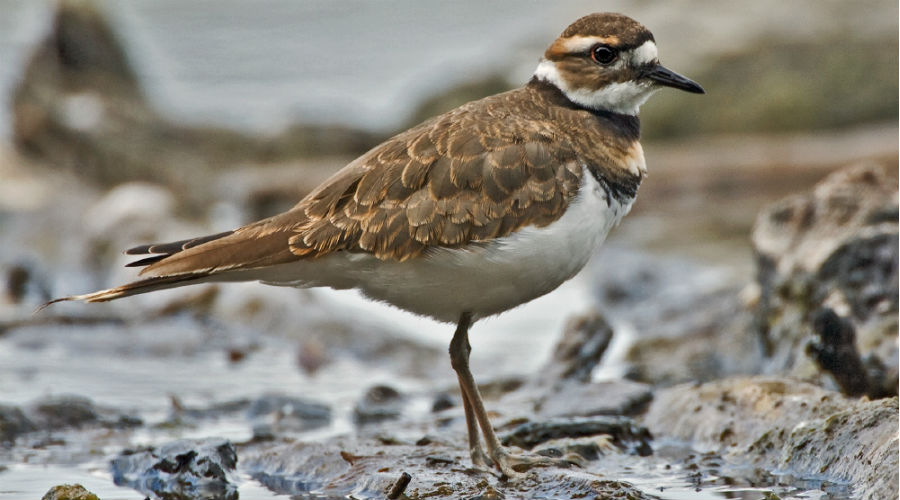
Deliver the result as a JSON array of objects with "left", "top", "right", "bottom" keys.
[{"left": 256, "top": 172, "right": 631, "bottom": 323}]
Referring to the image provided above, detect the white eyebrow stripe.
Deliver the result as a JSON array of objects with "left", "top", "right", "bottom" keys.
[
  {"left": 630, "top": 40, "right": 658, "bottom": 65},
  {"left": 559, "top": 36, "right": 618, "bottom": 53}
]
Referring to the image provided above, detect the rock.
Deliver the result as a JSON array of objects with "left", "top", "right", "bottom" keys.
[
  {"left": 644, "top": 376, "right": 851, "bottom": 451},
  {"left": 622, "top": 303, "right": 759, "bottom": 386},
  {"left": 752, "top": 163, "right": 898, "bottom": 393},
  {"left": 501, "top": 416, "right": 652, "bottom": 456},
  {"left": 31, "top": 395, "right": 99, "bottom": 429},
  {"left": 0, "top": 396, "right": 142, "bottom": 441},
  {"left": 430, "top": 392, "right": 455, "bottom": 413},
  {"left": 504, "top": 473, "right": 653, "bottom": 500},
  {"left": 543, "top": 311, "right": 613, "bottom": 383},
  {"left": 588, "top": 248, "right": 760, "bottom": 386},
  {"left": 353, "top": 385, "right": 405, "bottom": 425},
  {"left": 242, "top": 438, "right": 657, "bottom": 499},
  {"left": 530, "top": 436, "right": 614, "bottom": 463},
  {"left": 535, "top": 380, "right": 652, "bottom": 418},
  {"left": 503, "top": 308, "right": 650, "bottom": 425},
  {"left": 247, "top": 394, "right": 332, "bottom": 421},
  {"left": 12, "top": 0, "right": 158, "bottom": 185},
  {"left": 0, "top": 404, "right": 36, "bottom": 443},
  {"left": 643, "top": 376, "right": 898, "bottom": 499},
  {"left": 111, "top": 438, "right": 238, "bottom": 500},
  {"left": 168, "top": 394, "right": 331, "bottom": 437},
  {"left": 41, "top": 484, "right": 99, "bottom": 500},
  {"left": 521, "top": 309, "right": 652, "bottom": 419},
  {"left": 3, "top": 264, "right": 32, "bottom": 304},
  {"left": 11, "top": 0, "right": 379, "bottom": 199},
  {"left": 247, "top": 394, "right": 331, "bottom": 436},
  {"left": 169, "top": 397, "right": 252, "bottom": 421},
  {"left": 806, "top": 307, "right": 878, "bottom": 397},
  {"left": 610, "top": 164, "right": 897, "bottom": 394},
  {"left": 769, "top": 397, "right": 898, "bottom": 500}
]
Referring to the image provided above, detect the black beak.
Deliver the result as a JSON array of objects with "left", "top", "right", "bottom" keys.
[{"left": 645, "top": 64, "right": 705, "bottom": 94}]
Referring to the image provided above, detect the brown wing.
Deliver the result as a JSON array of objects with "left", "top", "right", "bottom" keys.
[
  {"left": 288, "top": 89, "right": 584, "bottom": 261},
  {"left": 132, "top": 87, "right": 585, "bottom": 279}
]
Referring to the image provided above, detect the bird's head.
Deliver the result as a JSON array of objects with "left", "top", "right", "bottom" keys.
[{"left": 534, "top": 12, "right": 704, "bottom": 115}]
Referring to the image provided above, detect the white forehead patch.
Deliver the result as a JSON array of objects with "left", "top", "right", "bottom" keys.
[{"left": 630, "top": 40, "right": 658, "bottom": 65}]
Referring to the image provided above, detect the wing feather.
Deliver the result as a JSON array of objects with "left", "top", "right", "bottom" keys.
[
  {"left": 45, "top": 83, "right": 644, "bottom": 308},
  {"left": 111, "top": 87, "right": 590, "bottom": 279}
]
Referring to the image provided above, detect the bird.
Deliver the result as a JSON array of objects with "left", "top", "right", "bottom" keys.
[{"left": 44, "top": 12, "right": 703, "bottom": 476}]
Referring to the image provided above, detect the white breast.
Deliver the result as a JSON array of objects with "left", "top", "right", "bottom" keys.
[{"left": 251, "top": 168, "right": 632, "bottom": 323}]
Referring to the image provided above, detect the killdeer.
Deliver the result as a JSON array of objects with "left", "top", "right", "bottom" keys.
[{"left": 46, "top": 13, "right": 703, "bottom": 476}]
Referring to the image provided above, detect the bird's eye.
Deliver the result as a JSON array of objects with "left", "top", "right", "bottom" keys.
[{"left": 590, "top": 45, "right": 617, "bottom": 65}]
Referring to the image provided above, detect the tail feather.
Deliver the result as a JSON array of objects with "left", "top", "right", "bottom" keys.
[
  {"left": 40, "top": 212, "right": 304, "bottom": 313},
  {"left": 124, "top": 230, "right": 235, "bottom": 268},
  {"left": 124, "top": 254, "right": 169, "bottom": 268},
  {"left": 36, "top": 274, "right": 208, "bottom": 312}
]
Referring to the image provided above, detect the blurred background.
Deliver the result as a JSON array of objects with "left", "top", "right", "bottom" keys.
[
  {"left": 2, "top": 0, "right": 894, "bottom": 260},
  {"left": 0, "top": 1, "right": 896, "bottom": 499}
]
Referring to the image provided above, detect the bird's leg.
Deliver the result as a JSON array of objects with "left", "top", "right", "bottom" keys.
[
  {"left": 449, "top": 312, "right": 492, "bottom": 468},
  {"left": 457, "top": 374, "right": 493, "bottom": 468},
  {"left": 449, "top": 312, "right": 562, "bottom": 477}
]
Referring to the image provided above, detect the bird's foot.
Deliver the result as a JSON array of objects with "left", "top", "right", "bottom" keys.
[{"left": 469, "top": 445, "right": 494, "bottom": 470}]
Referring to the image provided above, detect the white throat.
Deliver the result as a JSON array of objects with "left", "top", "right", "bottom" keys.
[{"left": 534, "top": 60, "right": 659, "bottom": 116}]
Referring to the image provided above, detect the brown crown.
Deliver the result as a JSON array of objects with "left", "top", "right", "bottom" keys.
[{"left": 559, "top": 12, "right": 654, "bottom": 50}]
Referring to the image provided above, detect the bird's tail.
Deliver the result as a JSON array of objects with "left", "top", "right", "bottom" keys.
[
  {"left": 36, "top": 274, "right": 208, "bottom": 312},
  {"left": 37, "top": 211, "right": 303, "bottom": 313}
]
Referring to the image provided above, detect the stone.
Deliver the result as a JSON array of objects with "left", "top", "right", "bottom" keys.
[
  {"left": 806, "top": 307, "right": 873, "bottom": 397},
  {"left": 501, "top": 416, "right": 652, "bottom": 456},
  {"left": 0, "top": 404, "right": 35, "bottom": 444},
  {"left": 752, "top": 163, "right": 898, "bottom": 394},
  {"left": 111, "top": 438, "right": 238, "bottom": 500},
  {"left": 535, "top": 380, "right": 653, "bottom": 418},
  {"left": 430, "top": 392, "right": 455, "bottom": 413},
  {"left": 544, "top": 312, "right": 613, "bottom": 383},
  {"left": 11, "top": 0, "right": 379, "bottom": 197},
  {"left": 41, "top": 484, "right": 99, "bottom": 500},
  {"left": 643, "top": 376, "right": 898, "bottom": 499},
  {"left": 246, "top": 394, "right": 332, "bottom": 423},
  {"left": 242, "top": 437, "right": 657, "bottom": 500},
  {"left": 584, "top": 247, "right": 760, "bottom": 387},
  {"left": 31, "top": 395, "right": 99, "bottom": 429},
  {"left": 353, "top": 385, "right": 405, "bottom": 425}
]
